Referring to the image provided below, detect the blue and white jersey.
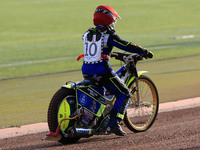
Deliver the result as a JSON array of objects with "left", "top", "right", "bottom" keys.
[
  {"left": 82, "top": 30, "right": 104, "bottom": 64},
  {"left": 82, "top": 26, "right": 147, "bottom": 75}
]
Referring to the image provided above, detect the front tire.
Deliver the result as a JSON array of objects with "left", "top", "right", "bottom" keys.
[
  {"left": 124, "top": 75, "right": 159, "bottom": 132},
  {"left": 47, "top": 88, "right": 80, "bottom": 144}
]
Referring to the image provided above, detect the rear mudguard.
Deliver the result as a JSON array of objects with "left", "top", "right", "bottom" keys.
[
  {"left": 61, "top": 84, "right": 75, "bottom": 89},
  {"left": 126, "top": 71, "right": 148, "bottom": 87}
]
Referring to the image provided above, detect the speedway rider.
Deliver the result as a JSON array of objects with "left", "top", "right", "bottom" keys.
[{"left": 80, "top": 5, "right": 153, "bottom": 136}]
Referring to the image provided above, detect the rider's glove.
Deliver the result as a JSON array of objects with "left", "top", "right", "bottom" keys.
[{"left": 144, "top": 50, "right": 153, "bottom": 59}]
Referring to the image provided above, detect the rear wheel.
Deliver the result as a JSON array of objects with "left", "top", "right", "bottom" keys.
[
  {"left": 47, "top": 88, "right": 80, "bottom": 144},
  {"left": 124, "top": 75, "right": 159, "bottom": 132}
]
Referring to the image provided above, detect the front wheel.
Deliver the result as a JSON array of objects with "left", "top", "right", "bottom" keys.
[{"left": 124, "top": 75, "right": 159, "bottom": 132}]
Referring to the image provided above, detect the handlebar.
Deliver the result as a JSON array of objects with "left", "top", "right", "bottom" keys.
[{"left": 111, "top": 52, "right": 143, "bottom": 63}]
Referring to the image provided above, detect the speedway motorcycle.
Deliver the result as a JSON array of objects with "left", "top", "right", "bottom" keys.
[{"left": 43, "top": 52, "right": 159, "bottom": 144}]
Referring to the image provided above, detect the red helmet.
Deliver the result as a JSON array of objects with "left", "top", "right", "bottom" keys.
[{"left": 93, "top": 5, "right": 120, "bottom": 27}]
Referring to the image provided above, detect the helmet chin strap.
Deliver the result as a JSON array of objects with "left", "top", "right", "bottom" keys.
[{"left": 109, "top": 22, "right": 116, "bottom": 30}]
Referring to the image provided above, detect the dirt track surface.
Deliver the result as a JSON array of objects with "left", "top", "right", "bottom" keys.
[{"left": 1, "top": 106, "right": 200, "bottom": 150}]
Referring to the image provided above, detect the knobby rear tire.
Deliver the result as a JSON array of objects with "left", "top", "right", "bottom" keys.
[{"left": 47, "top": 88, "right": 80, "bottom": 144}]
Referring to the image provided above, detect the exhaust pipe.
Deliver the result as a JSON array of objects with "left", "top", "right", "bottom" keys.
[{"left": 68, "top": 127, "right": 93, "bottom": 138}]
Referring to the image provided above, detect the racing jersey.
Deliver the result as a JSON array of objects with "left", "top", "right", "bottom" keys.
[{"left": 81, "top": 26, "right": 148, "bottom": 75}]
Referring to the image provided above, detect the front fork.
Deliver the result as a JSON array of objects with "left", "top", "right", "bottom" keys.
[
  {"left": 135, "top": 77, "right": 140, "bottom": 106},
  {"left": 125, "top": 62, "right": 148, "bottom": 107},
  {"left": 128, "top": 75, "right": 140, "bottom": 107},
  {"left": 130, "top": 61, "right": 140, "bottom": 107}
]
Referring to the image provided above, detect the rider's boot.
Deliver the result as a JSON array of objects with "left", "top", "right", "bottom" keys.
[{"left": 107, "top": 110, "right": 126, "bottom": 136}]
